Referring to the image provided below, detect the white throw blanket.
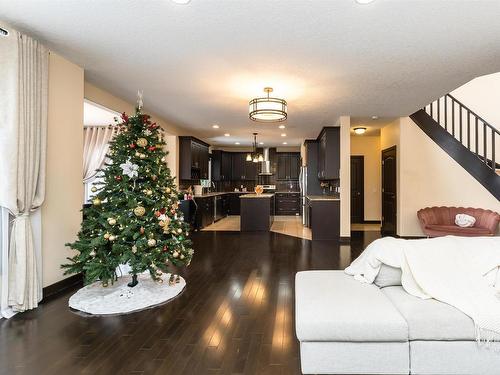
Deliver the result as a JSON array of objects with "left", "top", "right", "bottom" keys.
[{"left": 345, "top": 236, "right": 500, "bottom": 341}]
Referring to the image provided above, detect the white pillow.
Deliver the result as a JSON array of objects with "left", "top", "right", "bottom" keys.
[
  {"left": 374, "top": 264, "right": 402, "bottom": 288},
  {"left": 455, "top": 214, "right": 476, "bottom": 228}
]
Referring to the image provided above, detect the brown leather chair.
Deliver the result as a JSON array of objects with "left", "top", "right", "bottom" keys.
[{"left": 417, "top": 207, "right": 500, "bottom": 237}]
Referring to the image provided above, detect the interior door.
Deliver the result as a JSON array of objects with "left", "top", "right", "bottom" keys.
[
  {"left": 350, "top": 156, "right": 364, "bottom": 223},
  {"left": 381, "top": 146, "right": 397, "bottom": 236}
]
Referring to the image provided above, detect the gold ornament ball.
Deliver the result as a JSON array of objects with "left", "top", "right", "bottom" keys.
[
  {"left": 104, "top": 232, "right": 110, "bottom": 239},
  {"left": 173, "top": 251, "right": 179, "bottom": 258},
  {"left": 146, "top": 190, "right": 153, "bottom": 196},
  {"left": 177, "top": 228, "right": 182, "bottom": 234},
  {"left": 180, "top": 254, "right": 185, "bottom": 260},
  {"left": 137, "top": 138, "right": 148, "bottom": 147},
  {"left": 147, "top": 238, "right": 157, "bottom": 247},
  {"left": 107, "top": 218, "right": 117, "bottom": 225},
  {"left": 133, "top": 206, "right": 146, "bottom": 216},
  {"left": 91, "top": 186, "right": 97, "bottom": 193},
  {"left": 139, "top": 153, "right": 146, "bottom": 159},
  {"left": 92, "top": 198, "right": 101, "bottom": 206},
  {"left": 165, "top": 187, "right": 171, "bottom": 193},
  {"left": 135, "top": 151, "right": 141, "bottom": 157},
  {"left": 109, "top": 235, "right": 117, "bottom": 241},
  {"left": 132, "top": 245, "right": 138, "bottom": 253}
]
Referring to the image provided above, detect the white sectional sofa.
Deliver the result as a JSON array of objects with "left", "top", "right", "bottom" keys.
[{"left": 295, "top": 270, "right": 500, "bottom": 375}]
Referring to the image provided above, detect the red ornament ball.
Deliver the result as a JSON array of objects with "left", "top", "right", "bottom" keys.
[
  {"left": 154, "top": 211, "right": 161, "bottom": 217},
  {"left": 148, "top": 146, "right": 156, "bottom": 151},
  {"left": 115, "top": 175, "right": 122, "bottom": 181}
]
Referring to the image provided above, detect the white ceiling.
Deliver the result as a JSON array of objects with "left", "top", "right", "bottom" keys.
[
  {"left": 84, "top": 100, "right": 120, "bottom": 126},
  {"left": 2, "top": 0, "right": 500, "bottom": 146}
]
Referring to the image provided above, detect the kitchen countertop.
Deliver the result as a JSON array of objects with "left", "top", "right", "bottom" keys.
[
  {"left": 193, "top": 191, "right": 251, "bottom": 198},
  {"left": 275, "top": 191, "right": 300, "bottom": 194},
  {"left": 240, "top": 193, "right": 275, "bottom": 199},
  {"left": 306, "top": 195, "right": 340, "bottom": 201}
]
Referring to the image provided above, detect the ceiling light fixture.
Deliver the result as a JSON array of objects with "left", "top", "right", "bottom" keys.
[
  {"left": 172, "top": 0, "right": 191, "bottom": 4},
  {"left": 282, "top": 142, "right": 288, "bottom": 145},
  {"left": 249, "top": 87, "right": 287, "bottom": 123},
  {"left": 353, "top": 127, "right": 367, "bottom": 135},
  {"left": 281, "top": 133, "right": 287, "bottom": 137},
  {"left": 355, "top": 0, "right": 375, "bottom": 4},
  {"left": 212, "top": 124, "right": 219, "bottom": 129},
  {"left": 224, "top": 133, "right": 230, "bottom": 137},
  {"left": 259, "top": 142, "right": 264, "bottom": 145},
  {"left": 279, "top": 125, "right": 286, "bottom": 129},
  {"left": 235, "top": 142, "right": 240, "bottom": 145},
  {"left": 371, "top": 116, "right": 379, "bottom": 120},
  {"left": 246, "top": 133, "right": 264, "bottom": 163}
]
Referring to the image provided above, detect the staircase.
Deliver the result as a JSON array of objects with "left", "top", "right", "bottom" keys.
[{"left": 410, "top": 93, "right": 500, "bottom": 200}]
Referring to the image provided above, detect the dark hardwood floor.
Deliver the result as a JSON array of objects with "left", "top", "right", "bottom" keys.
[{"left": 0, "top": 230, "right": 380, "bottom": 375}]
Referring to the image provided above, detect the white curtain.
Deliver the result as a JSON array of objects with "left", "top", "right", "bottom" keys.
[
  {"left": 0, "top": 29, "right": 48, "bottom": 314},
  {"left": 83, "top": 126, "right": 116, "bottom": 183}
]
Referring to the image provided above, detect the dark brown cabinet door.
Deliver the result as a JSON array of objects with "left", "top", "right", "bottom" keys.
[
  {"left": 199, "top": 145, "right": 209, "bottom": 179},
  {"left": 350, "top": 156, "right": 364, "bottom": 223},
  {"left": 382, "top": 146, "right": 397, "bottom": 236},
  {"left": 232, "top": 153, "right": 245, "bottom": 180},
  {"left": 277, "top": 153, "right": 288, "bottom": 180},
  {"left": 244, "top": 160, "right": 257, "bottom": 180},
  {"left": 221, "top": 152, "right": 232, "bottom": 181},
  {"left": 289, "top": 153, "right": 300, "bottom": 180}
]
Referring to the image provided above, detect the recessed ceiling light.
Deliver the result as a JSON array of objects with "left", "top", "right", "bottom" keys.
[
  {"left": 353, "top": 127, "right": 367, "bottom": 135},
  {"left": 235, "top": 142, "right": 240, "bottom": 145},
  {"left": 282, "top": 142, "right": 288, "bottom": 145},
  {"left": 281, "top": 133, "right": 287, "bottom": 137},
  {"left": 224, "top": 133, "right": 230, "bottom": 137},
  {"left": 259, "top": 142, "right": 264, "bottom": 145},
  {"left": 371, "top": 116, "right": 379, "bottom": 120},
  {"left": 172, "top": 0, "right": 190, "bottom": 4},
  {"left": 212, "top": 124, "right": 219, "bottom": 129},
  {"left": 355, "top": 0, "right": 375, "bottom": 4},
  {"left": 279, "top": 125, "right": 286, "bottom": 129}
]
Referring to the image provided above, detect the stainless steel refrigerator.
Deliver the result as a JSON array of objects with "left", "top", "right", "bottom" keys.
[{"left": 299, "top": 166, "right": 308, "bottom": 226}]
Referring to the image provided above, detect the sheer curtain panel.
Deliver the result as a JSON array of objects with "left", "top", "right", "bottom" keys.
[{"left": 0, "top": 28, "right": 48, "bottom": 315}]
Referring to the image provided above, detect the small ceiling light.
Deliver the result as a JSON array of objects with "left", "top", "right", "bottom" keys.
[
  {"left": 279, "top": 125, "right": 286, "bottom": 129},
  {"left": 353, "top": 127, "right": 367, "bottom": 135},
  {"left": 224, "top": 133, "right": 230, "bottom": 137},
  {"left": 371, "top": 116, "right": 379, "bottom": 120},
  {"left": 281, "top": 133, "right": 287, "bottom": 137},
  {"left": 172, "top": 0, "right": 191, "bottom": 4},
  {"left": 212, "top": 124, "right": 219, "bottom": 129},
  {"left": 246, "top": 133, "right": 264, "bottom": 163},
  {"left": 259, "top": 142, "right": 264, "bottom": 145},
  {"left": 355, "top": 0, "right": 375, "bottom": 4},
  {"left": 282, "top": 142, "right": 288, "bottom": 145},
  {"left": 235, "top": 142, "right": 240, "bottom": 145},
  {"left": 249, "top": 87, "right": 287, "bottom": 122}
]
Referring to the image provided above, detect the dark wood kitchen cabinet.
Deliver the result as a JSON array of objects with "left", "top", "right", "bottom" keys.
[
  {"left": 275, "top": 192, "right": 300, "bottom": 215},
  {"left": 211, "top": 150, "right": 232, "bottom": 181},
  {"left": 179, "top": 136, "right": 210, "bottom": 180},
  {"left": 317, "top": 127, "right": 340, "bottom": 180},
  {"left": 232, "top": 153, "right": 257, "bottom": 180},
  {"left": 277, "top": 152, "right": 300, "bottom": 180},
  {"left": 194, "top": 196, "right": 215, "bottom": 229}
]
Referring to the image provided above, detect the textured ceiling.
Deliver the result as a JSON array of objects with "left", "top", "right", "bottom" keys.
[{"left": 1, "top": 0, "right": 500, "bottom": 146}]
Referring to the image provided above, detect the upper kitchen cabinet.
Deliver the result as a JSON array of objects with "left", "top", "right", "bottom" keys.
[
  {"left": 317, "top": 127, "right": 340, "bottom": 180},
  {"left": 277, "top": 152, "right": 300, "bottom": 180},
  {"left": 232, "top": 153, "right": 257, "bottom": 181},
  {"left": 179, "top": 136, "right": 210, "bottom": 180},
  {"left": 211, "top": 150, "right": 232, "bottom": 181}
]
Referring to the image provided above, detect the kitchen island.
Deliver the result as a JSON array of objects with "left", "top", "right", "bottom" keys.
[
  {"left": 306, "top": 195, "right": 340, "bottom": 240},
  {"left": 240, "top": 193, "right": 275, "bottom": 231}
]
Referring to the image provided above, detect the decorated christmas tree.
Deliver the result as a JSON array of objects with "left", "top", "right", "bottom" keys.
[{"left": 63, "top": 101, "right": 193, "bottom": 288}]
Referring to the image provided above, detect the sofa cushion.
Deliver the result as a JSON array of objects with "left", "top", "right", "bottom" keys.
[
  {"left": 382, "top": 286, "right": 500, "bottom": 341},
  {"left": 374, "top": 264, "right": 402, "bottom": 287},
  {"left": 295, "top": 271, "right": 408, "bottom": 342},
  {"left": 425, "top": 224, "right": 492, "bottom": 236}
]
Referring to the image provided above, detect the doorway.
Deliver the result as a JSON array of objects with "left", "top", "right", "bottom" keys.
[
  {"left": 350, "top": 156, "right": 364, "bottom": 223},
  {"left": 381, "top": 146, "right": 397, "bottom": 236}
]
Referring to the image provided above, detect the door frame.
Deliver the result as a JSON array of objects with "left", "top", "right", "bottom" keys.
[
  {"left": 381, "top": 146, "right": 397, "bottom": 236},
  {"left": 350, "top": 155, "right": 365, "bottom": 223}
]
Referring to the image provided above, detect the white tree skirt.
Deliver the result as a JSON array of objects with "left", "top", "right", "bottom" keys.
[{"left": 69, "top": 272, "right": 186, "bottom": 315}]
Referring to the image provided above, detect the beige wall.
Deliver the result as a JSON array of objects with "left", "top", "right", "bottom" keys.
[
  {"left": 84, "top": 82, "right": 180, "bottom": 186},
  {"left": 380, "top": 117, "right": 499, "bottom": 237},
  {"left": 350, "top": 135, "right": 381, "bottom": 221},
  {"left": 42, "top": 53, "right": 84, "bottom": 287},
  {"left": 339, "top": 116, "right": 351, "bottom": 238}
]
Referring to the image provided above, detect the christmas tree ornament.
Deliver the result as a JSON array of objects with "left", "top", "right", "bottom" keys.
[
  {"left": 92, "top": 198, "right": 102, "bottom": 206},
  {"left": 151, "top": 175, "right": 157, "bottom": 181},
  {"left": 133, "top": 206, "right": 146, "bottom": 216},
  {"left": 135, "top": 151, "right": 140, "bottom": 157},
  {"left": 140, "top": 226, "right": 145, "bottom": 234},
  {"left": 173, "top": 251, "right": 179, "bottom": 258},
  {"left": 177, "top": 228, "right": 182, "bottom": 234},
  {"left": 180, "top": 254, "right": 185, "bottom": 260},
  {"left": 132, "top": 245, "right": 138, "bottom": 253},
  {"left": 139, "top": 153, "right": 146, "bottom": 159},
  {"left": 144, "top": 129, "right": 152, "bottom": 136},
  {"left": 137, "top": 138, "right": 148, "bottom": 147},
  {"left": 129, "top": 143, "right": 136, "bottom": 149},
  {"left": 91, "top": 186, "right": 97, "bottom": 193},
  {"left": 165, "top": 187, "right": 171, "bottom": 193},
  {"left": 146, "top": 190, "right": 153, "bottom": 196},
  {"left": 109, "top": 235, "right": 117, "bottom": 241},
  {"left": 148, "top": 146, "right": 156, "bottom": 152},
  {"left": 120, "top": 159, "right": 139, "bottom": 179},
  {"left": 107, "top": 218, "right": 117, "bottom": 225},
  {"left": 90, "top": 250, "right": 96, "bottom": 257},
  {"left": 158, "top": 220, "right": 166, "bottom": 227},
  {"left": 147, "top": 238, "right": 157, "bottom": 247},
  {"left": 104, "top": 232, "right": 110, "bottom": 239},
  {"left": 115, "top": 175, "right": 122, "bottom": 181}
]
